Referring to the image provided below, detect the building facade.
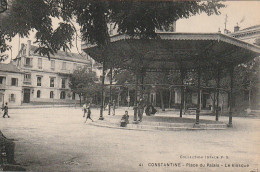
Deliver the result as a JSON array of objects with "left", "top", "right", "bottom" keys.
[
  {"left": 228, "top": 25, "right": 260, "bottom": 109},
  {"left": 229, "top": 25, "right": 260, "bottom": 44},
  {"left": 0, "top": 63, "right": 23, "bottom": 106},
  {"left": 11, "top": 40, "right": 92, "bottom": 105}
]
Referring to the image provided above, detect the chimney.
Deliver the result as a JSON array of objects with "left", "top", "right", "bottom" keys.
[
  {"left": 234, "top": 25, "right": 240, "bottom": 32},
  {"left": 26, "top": 40, "right": 31, "bottom": 57}
]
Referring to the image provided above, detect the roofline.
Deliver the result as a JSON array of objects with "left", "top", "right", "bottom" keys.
[
  {"left": 82, "top": 32, "right": 260, "bottom": 54},
  {"left": 229, "top": 28, "right": 260, "bottom": 37},
  {"left": 14, "top": 44, "right": 90, "bottom": 63},
  {"left": 14, "top": 54, "right": 90, "bottom": 64},
  {"left": 0, "top": 70, "right": 23, "bottom": 74}
]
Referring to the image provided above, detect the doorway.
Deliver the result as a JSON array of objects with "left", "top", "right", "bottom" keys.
[{"left": 23, "top": 89, "right": 30, "bottom": 103}]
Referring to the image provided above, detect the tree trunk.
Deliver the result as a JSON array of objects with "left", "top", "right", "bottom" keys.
[
  {"left": 79, "top": 94, "right": 82, "bottom": 106},
  {"left": 117, "top": 90, "right": 122, "bottom": 107},
  {"left": 159, "top": 89, "right": 165, "bottom": 111},
  {"left": 213, "top": 91, "right": 216, "bottom": 113},
  {"left": 169, "top": 88, "right": 171, "bottom": 109}
]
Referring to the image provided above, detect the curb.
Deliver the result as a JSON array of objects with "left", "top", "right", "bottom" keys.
[
  {"left": 9, "top": 105, "right": 79, "bottom": 109},
  {"left": 88, "top": 121, "right": 227, "bottom": 131}
]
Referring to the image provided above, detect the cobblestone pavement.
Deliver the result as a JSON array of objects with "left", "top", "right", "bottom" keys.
[{"left": 0, "top": 107, "right": 259, "bottom": 172}]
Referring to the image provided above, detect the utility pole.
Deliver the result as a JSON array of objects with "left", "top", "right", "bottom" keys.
[
  {"left": 224, "top": 14, "right": 228, "bottom": 33},
  {"left": 224, "top": 14, "right": 228, "bottom": 30}
]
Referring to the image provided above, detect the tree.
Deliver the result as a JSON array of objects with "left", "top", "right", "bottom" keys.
[
  {"left": 69, "top": 66, "right": 98, "bottom": 105},
  {"left": 0, "top": 0, "right": 225, "bottom": 59},
  {"left": 0, "top": 32, "right": 10, "bottom": 61}
]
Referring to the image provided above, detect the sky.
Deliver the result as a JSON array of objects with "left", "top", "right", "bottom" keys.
[{"left": 4, "top": 1, "right": 260, "bottom": 63}]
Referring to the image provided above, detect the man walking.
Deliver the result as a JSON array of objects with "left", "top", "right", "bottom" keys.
[
  {"left": 2, "top": 102, "right": 9, "bottom": 118},
  {"left": 85, "top": 104, "right": 94, "bottom": 122},
  {"left": 82, "top": 103, "right": 87, "bottom": 117},
  {"left": 138, "top": 99, "right": 145, "bottom": 122}
]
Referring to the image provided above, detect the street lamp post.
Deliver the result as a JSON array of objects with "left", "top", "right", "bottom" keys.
[{"left": 125, "top": 81, "right": 130, "bottom": 107}]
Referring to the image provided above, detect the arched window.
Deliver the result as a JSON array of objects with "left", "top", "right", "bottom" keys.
[
  {"left": 60, "top": 91, "right": 66, "bottom": 99},
  {"left": 37, "top": 90, "right": 41, "bottom": 98},
  {"left": 50, "top": 91, "right": 54, "bottom": 99}
]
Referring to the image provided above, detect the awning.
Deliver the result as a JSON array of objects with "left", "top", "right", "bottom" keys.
[{"left": 82, "top": 33, "right": 260, "bottom": 71}]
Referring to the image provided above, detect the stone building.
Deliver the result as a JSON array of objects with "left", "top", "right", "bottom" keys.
[
  {"left": 11, "top": 40, "right": 92, "bottom": 105},
  {"left": 0, "top": 63, "right": 23, "bottom": 106}
]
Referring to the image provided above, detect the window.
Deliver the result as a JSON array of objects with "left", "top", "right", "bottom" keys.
[
  {"left": 24, "top": 58, "right": 32, "bottom": 67},
  {"left": 51, "top": 60, "right": 55, "bottom": 70},
  {"left": 61, "top": 78, "right": 66, "bottom": 88},
  {"left": 0, "top": 76, "right": 4, "bottom": 84},
  {"left": 62, "top": 62, "right": 66, "bottom": 70},
  {"left": 37, "top": 77, "right": 42, "bottom": 86},
  {"left": 50, "top": 91, "right": 54, "bottom": 98},
  {"left": 37, "top": 90, "right": 41, "bottom": 98},
  {"left": 11, "top": 78, "right": 18, "bottom": 86},
  {"left": 24, "top": 74, "right": 31, "bottom": 81},
  {"left": 9, "top": 94, "right": 15, "bottom": 102},
  {"left": 38, "top": 58, "right": 42, "bottom": 69},
  {"left": 60, "top": 91, "right": 66, "bottom": 99},
  {"left": 24, "top": 73, "right": 31, "bottom": 85},
  {"left": 50, "top": 77, "right": 55, "bottom": 87},
  {"left": 25, "top": 58, "right": 30, "bottom": 65},
  {"left": 72, "top": 92, "right": 76, "bottom": 100}
]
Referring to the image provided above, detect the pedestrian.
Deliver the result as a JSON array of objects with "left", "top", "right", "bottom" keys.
[
  {"left": 82, "top": 103, "right": 87, "bottom": 117},
  {"left": 120, "top": 110, "right": 129, "bottom": 127},
  {"left": 137, "top": 98, "right": 145, "bottom": 122},
  {"left": 112, "top": 100, "right": 116, "bottom": 116},
  {"left": 85, "top": 104, "right": 94, "bottom": 122},
  {"left": 145, "top": 104, "right": 157, "bottom": 116},
  {"left": 2, "top": 102, "right": 10, "bottom": 118}
]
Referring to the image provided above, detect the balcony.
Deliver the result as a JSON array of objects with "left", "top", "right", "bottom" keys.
[
  {"left": 24, "top": 64, "right": 33, "bottom": 68},
  {"left": 23, "top": 79, "right": 32, "bottom": 85}
]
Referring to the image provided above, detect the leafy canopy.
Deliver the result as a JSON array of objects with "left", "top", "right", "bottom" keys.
[
  {"left": 69, "top": 66, "right": 98, "bottom": 97},
  {"left": 0, "top": 0, "right": 225, "bottom": 59}
]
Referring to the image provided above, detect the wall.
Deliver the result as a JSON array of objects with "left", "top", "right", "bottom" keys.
[{"left": 0, "top": 71, "right": 22, "bottom": 106}]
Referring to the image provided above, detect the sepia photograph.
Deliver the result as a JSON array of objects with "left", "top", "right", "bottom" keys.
[{"left": 0, "top": 0, "right": 260, "bottom": 171}]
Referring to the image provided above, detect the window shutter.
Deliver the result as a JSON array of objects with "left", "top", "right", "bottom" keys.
[{"left": 8, "top": 94, "right": 11, "bottom": 102}]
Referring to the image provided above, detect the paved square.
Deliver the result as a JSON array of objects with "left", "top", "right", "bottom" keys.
[{"left": 0, "top": 107, "right": 259, "bottom": 172}]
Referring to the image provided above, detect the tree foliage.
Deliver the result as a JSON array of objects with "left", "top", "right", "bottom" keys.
[
  {"left": 0, "top": 31, "right": 10, "bottom": 61},
  {"left": 0, "top": 0, "right": 225, "bottom": 59},
  {"left": 69, "top": 67, "right": 98, "bottom": 99}
]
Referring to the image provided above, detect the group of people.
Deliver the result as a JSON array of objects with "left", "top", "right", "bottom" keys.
[
  {"left": 81, "top": 98, "right": 157, "bottom": 127},
  {"left": 104, "top": 100, "right": 116, "bottom": 116},
  {"left": 120, "top": 98, "right": 157, "bottom": 127},
  {"left": 136, "top": 98, "right": 157, "bottom": 122}
]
